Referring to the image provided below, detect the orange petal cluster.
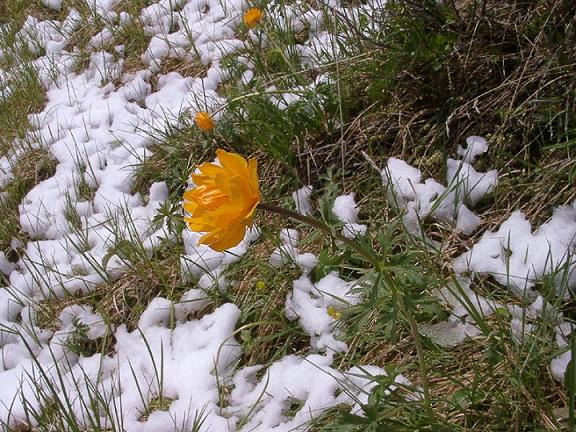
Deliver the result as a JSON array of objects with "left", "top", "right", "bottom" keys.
[
  {"left": 183, "top": 149, "right": 260, "bottom": 251},
  {"left": 194, "top": 111, "right": 215, "bottom": 132},
  {"left": 243, "top": 7, "right": 263, "bottom": 28}
]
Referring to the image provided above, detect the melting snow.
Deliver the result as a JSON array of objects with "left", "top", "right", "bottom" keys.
[
  {"left": 332, "top": 193, "right": 367, "bottom": 239},
  {"left": 382, "top": 137, "right": 497, "bottom": 237},
  {"left": 0, "top": 0, "right": 574, "bottom": 428},
  {"left": 454, "top": 206, "right": 576, "bottom": 299}
]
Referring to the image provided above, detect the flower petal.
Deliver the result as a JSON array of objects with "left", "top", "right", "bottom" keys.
[
  {"left": 200, "top": 223, "right": 246, "bottom": 251},
  {"left": 216, "top": 149, "right": 249, "bottom": 177}
]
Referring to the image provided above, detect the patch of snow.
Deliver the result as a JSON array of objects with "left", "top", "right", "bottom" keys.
[
  {"left": 457, "top": 136, "right": 489, "bottom": 164},
  {"left": 434, "top": 280, "right": 503, "bottom": 322},
  {"left": 453, "top": 206, "right": 576, "bottom": 299},
  {"left": 446, "top": 158, "right": 497, "bottom": 205},
  {"left": 382, "top": 136, "right": 497, "bottom": 237},
  {"left": 0, "top": 252, "right": 15, "bottom": 276},
  {"left": 180, "top": 227, "right": 260, "bottom": 289},
  {"left": 227, "top": 354, "right": 414, "bottom": 430},
  {"left": 285, "top": 272, "right": 361, "bottom": 353},
  {"left": 551, "top": 320, "right": 575, "bottom": 383},
  {"left": 59, "top": 304, "right": 108, "bottom": 340},
  {"left": 40, "top": 0, "right": 63, "bottom": 11},
  {"left": 269, "top": 228, "right": 318, "bottom": 274},
  {"left": 89, "top": 28, "right": 115, "bottom": 49},
  {"left": 292, "top": 185, "right": 314, "bottom": 216},
  {"left": 551, "top": 350, "right": 572, "bottom": 384},
  {"left": 332, "top": 193, "right": 367, "bottom": 239}
]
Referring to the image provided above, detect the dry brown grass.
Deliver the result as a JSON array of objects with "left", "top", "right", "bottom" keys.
[
  {"left": 37, "top": 254, "right": 182, "bottom": 332},
  {"left": 96, "top": 258, "right": 183, "bottom": 329},
  {"left": 12, "top": 148, "right": 57, "bottom": 187},
  {"left": 289, "top": 0, "right": 574, "bottom": 203}
]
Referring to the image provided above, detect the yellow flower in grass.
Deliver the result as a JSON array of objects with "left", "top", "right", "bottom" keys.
[
  {"left": 327, "top": 305, "right": 342, "bottom": 320},
  {"left": 243, "top": 7, "right": 263, "bottom": 28},
  {"left": 183, "top": 149, "right": 260, "bottom": 251},
  {"left": 194, "top": 111, "right": 215, "bottom": 132}
]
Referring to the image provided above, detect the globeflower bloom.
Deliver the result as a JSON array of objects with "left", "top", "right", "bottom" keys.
[
  {"left": 243, "top": 7, "right": 263, "bottom": 28},
  {"left": 183, "top": 149, "right": 260, "bottom": 251},
  {"left": 194, "top": 111, "right": 215, "bottom": 132}
]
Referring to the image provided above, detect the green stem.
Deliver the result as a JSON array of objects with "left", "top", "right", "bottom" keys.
[
  {"left": 393, "top": 286, "right": 433, "bottom": 413},
  {"left": 257, "top": 202, "right": 380, "bottom": 267},
  {"left": 257, "top": 201, "right": 434, "bottom": 415}
]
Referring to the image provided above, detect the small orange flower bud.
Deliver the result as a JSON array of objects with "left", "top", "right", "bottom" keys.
[
  {"left": 243, "top": 7, "right": 263, "bottom": 28},
  {"left": 194, "top": 111, "right": 215, "bottom": 132}
]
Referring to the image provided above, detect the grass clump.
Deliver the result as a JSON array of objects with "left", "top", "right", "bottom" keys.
[
  {"left": 331, "top": 0, "right": 575, "bottom": 218},
  {"left": 0, "top": 66, "right": 46, "bottom": 155},
  {"left": 0, "top": 149, "right": 57, "bottom": 259},
  {"left": 223, "top": 238, "right": 312, "bottom": 366}
]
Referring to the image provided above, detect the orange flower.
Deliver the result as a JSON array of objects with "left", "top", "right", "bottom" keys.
[
  {"left": 183, "top": 149, "right": 260, "bottom": 251},
  {"left": 194, "top": 111, "right": 215, "bottom": 132},
  {"left": 243, "top": 7, "right": 263, "bottom": 28}
]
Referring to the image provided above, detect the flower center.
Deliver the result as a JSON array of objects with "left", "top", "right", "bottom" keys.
[{"left": 195, "top": 186, "right": 229, "bottom": 207}]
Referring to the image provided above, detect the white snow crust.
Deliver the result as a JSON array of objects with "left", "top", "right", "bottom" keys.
[
  {"left": 332, "top": 193, "right": 367, "bottom": 239},
  {"left": 378, "top": 139, "right": 575, "bottom": 381},
  {"left": 1, "top": 0, "right": 575, "bottom": 428},
  {"left": 292, "top": 185, "right": 314, "bottom": 216},
  {"left": 382, "top": 138, "right": 498, "bottom": 238}
]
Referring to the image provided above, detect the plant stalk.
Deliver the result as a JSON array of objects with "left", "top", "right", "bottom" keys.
[
  {"left": 257, "top": 201, "right": 433, "bottom": 415},
  {"left": 257, "top": 202, "right": 380, "bottom": 267}
]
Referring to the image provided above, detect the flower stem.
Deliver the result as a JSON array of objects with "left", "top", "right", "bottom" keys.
[
  {"left": 257, "top": 202, "right": 380, "bottom": 267},
  {"left": 257, "top": 201, "right": 434, "bottom": 415}
]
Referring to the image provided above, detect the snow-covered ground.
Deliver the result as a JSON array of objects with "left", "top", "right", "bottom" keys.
[
  {"left": 383, "top": 140, "right": 576, "bottom": 370},
  {"left": 0, "top": 0, "right": 575, "bottom": 430}
]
